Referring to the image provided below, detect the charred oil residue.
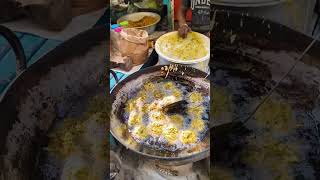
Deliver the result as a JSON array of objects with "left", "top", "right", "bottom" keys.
[
  {"left": 210, "top": 48, "right": 274, "bottom": 127},
  {"left": 276, "top": 78, "right": 320, "bottom": 111},
  {"left": 211, "top": 47, "right": 272, "bottom": 98}
]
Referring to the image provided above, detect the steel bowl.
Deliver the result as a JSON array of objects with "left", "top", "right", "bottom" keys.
[{"left": 117, "top": 12, "right": 161, "bottom": 35}]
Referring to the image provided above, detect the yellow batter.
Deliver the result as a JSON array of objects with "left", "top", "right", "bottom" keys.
[
  {"left": 164, "top": 126, "right": 179, "bottom": 143},
  {"left": 153, "top": 90, "right": 164, "bottom": 99},
  {"left": 148, "top": 122, "right": 164, "bottom": 136},
  {"left": 125, "top": 99, "right": 136, "bottom": 112},
  {"left": 172, "top": 88, "right": 183, "bottom": 99},
  {"left": 181, "top": 130, "right": 197, "bottom": 144},
  {"left": 188, "top": 106, "right": 205, "bottom": 118},
  {"left": 164, "top": 82, "right": 175, "bottom": 89},
  {"left": 144, "top": 82, "right": 156, "bottom": 91},
  {"left": 150, "top": 111, "right": 166, "bottom": 122},
  {"left": 191, "top": 119, "right": 205, "bottom": 132},
  {"left": 133, "top": 125, "right": 148, "bottom": 140},
  {"left": 158, "top": 32, "right": 207, "bottom": 60},
  {"left": 189, "top": 92, "right": 204, "bottom": 103},
  {"left": 128, "top": 113, "right": 142, "bottom": 126}
]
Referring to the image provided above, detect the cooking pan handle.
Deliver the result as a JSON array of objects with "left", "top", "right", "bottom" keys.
[
  {"left": 0, "top": 25, "right": 27, "bottom": 74},
  {"left": 109, "top": 69, "right": 119, "bottom": 84}
]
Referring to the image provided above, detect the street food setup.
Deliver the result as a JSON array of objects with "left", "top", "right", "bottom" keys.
[
  {"left": 110, "top": 0, "right": 211, "bottom": 179},
  {"left": 110, "top": 0, "right": 210, "bottom": 74}
]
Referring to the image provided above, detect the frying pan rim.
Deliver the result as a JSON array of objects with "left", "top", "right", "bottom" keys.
[
  {"left": 110, "top": 65, "right": 210, "bottom": 161},
  {"left": 0, "top": 70, "right": 25, "bottom": 102}
]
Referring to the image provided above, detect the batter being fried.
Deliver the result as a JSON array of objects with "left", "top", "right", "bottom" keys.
[{"left": 122, "top": 80, "right": 209, "bottom": 151}]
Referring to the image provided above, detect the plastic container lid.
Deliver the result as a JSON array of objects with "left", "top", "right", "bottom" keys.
[
  {"left": 114, "top": 27, "right": 123, "bottom": 33},
  {"left": 119, "top": 21, "right": 129, "bottom": 26},
  {"left": 111, "top": 24, "right": 120, "bottom": 29}
]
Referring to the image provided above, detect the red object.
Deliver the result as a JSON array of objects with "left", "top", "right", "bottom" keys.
[
  {"left": 174, "top": 0, "right": 192, "bottom": 21},
  {"left": 114, "top": 27, "right": 123, "bottom": 33}
]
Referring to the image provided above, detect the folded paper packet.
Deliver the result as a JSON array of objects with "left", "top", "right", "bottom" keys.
[
  {"left": 119, "top": 28, "right": 149, "bottom": 65},
  {"left": 110, "top": 30, "right": 134, "bottom": 71}
]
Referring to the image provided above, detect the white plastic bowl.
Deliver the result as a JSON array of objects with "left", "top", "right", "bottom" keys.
[{"left": 155, "top": 31, "right": 210, "bottom": 72}]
